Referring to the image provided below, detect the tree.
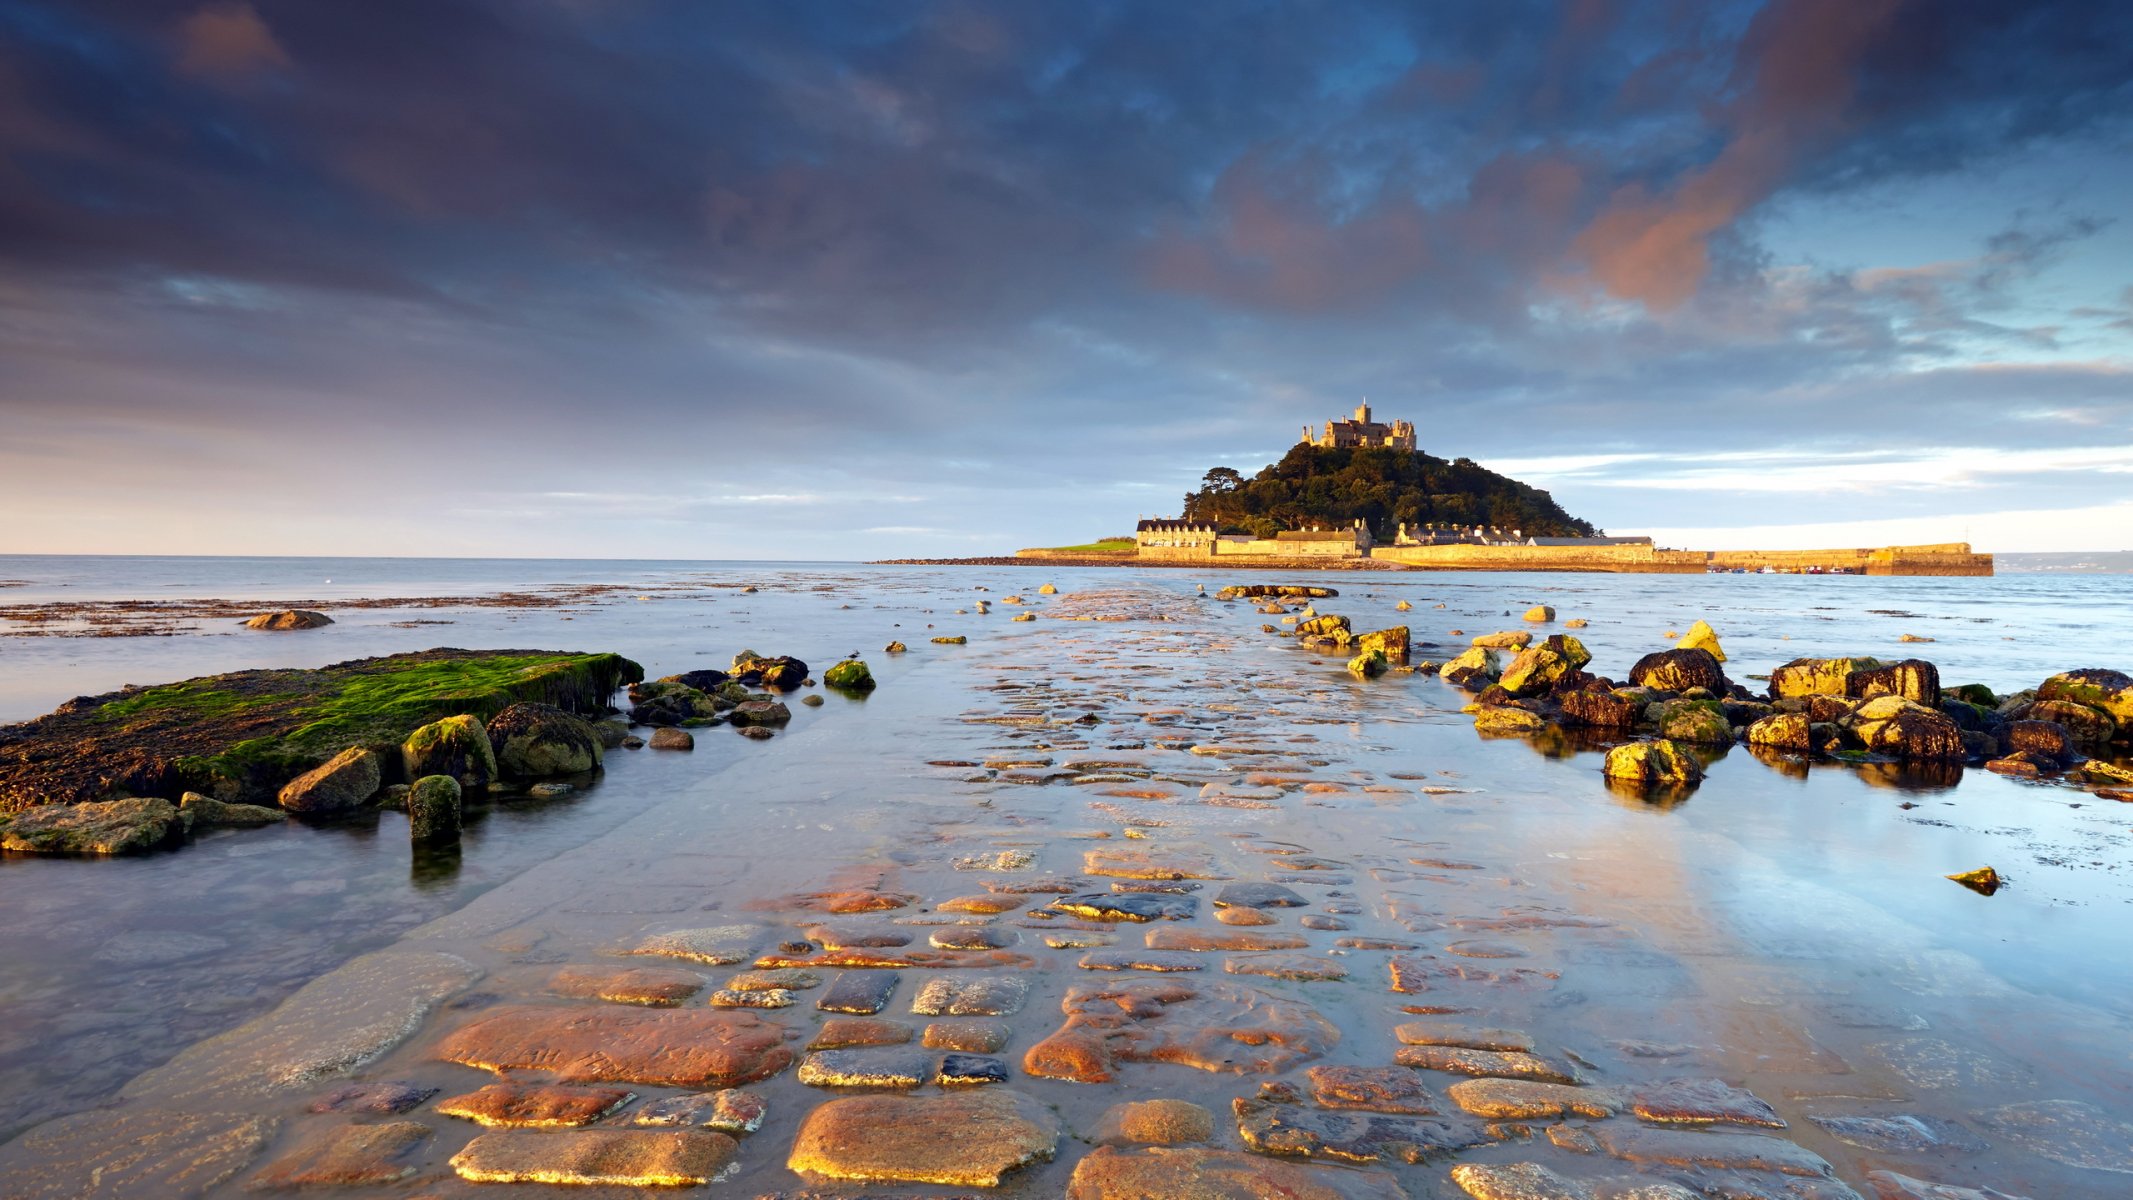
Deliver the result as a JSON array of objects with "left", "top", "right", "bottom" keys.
[
  {"left": 1199, "top": 467, "right": 1244, "bottom": 493},
  {"left": 1179, "top": 444, "right": 1596, "bottom": 539}
]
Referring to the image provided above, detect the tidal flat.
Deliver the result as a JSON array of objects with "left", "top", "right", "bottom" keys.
[{"left": 2, "top": 556, "right": 2131, "bottom": 1198}]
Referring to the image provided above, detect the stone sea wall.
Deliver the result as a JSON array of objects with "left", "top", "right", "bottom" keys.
[{"left": 1369, "top": 543, "right": 1707, "bottom": 573}]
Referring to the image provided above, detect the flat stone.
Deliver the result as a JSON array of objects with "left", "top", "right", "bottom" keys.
[
  {"left": 911, "top": 975, "right": 1030, "bottom": 1017},
  {"left": 1066, "top": 1145, "right": 1410, "bottom": 1199},
  {"left": 1147, "top": 928, "right": 1308, "bottom": 951},
  {"left": 798, "top": 1048, "right": 934, "bottom": 1088},
  {"left": 1448, "top": 1078, "right": 1628, "bottom": 1119},
  {"left": 436, "top": 1005, "right": 794, "bottom": 1088},
  {"left": 1863, "top": 1170, "right": 2035, "bottom": 1200},
  {"left": 1300, "top": 914, "right": 1351, "bottom": 931},
  {"left": 817, "top": 970, "right": 901, "bottom": 1014},
  {"left": 1450, "top": 1161, "right": 1701, "bottom": 1200},
  {"left": 248, "top": 1121, "right": 429, "bottom": 1188},
  {"left": 709, "top": 987, "right": 793, "bottom": 1008},
  {"left": 1388, "top": 954, "right": 1558, "bottom": 994},
  {"left": 939, "top": 894, "right": 1027, "bottom": 914},
  {"left": 938, "top": 1053, "right": 1011, "bottom": 1085},
  {"left": 1309, "top": 1065, "right": 1442, "bottom": 1115},
  {"left": 1234, "top": 1095, "right": 1487, "bottom": 1164},
  {"left": 633, "top": 1088, "right": 768, "bottom": 1133},
  {"left": 305, "top": 1081, "right": 438, "bottom": 1115},
  {"left": 1217, "top": 907, "right": 1281, "bottom": 926},
  {"left": 548, "top": 964, "right": 704, "bottom": 1006},
  {"left": 628, "top": 925, "right": 760, "bottom": 965},
  {"left": 789, "top": 1089, "right": 1059, "bottom": 1187},
  {"left": 1214, "top": 882, "right": 1309, "bottom": 909},
  {"left": 0, "top": 1108, "right": 278, "bottom": 1199},
  {"left": 1024, "top": 979, "right": 1338, "bottom": 1084},
  {"left": 1225, "top": 953, "right": 1349, "bottom": 981},
  {"left": 1090, "top": 1099, "right": 1216, "bottom": 1145},
  {"left": 726, "top": 967, "right": 821, "bottom": 991},
  {"left": 1396, "top": 1044, "right": 1578, "bottom": 1083},
  {"left": 1632, "top": 1077, "right": 1785, "bottom": 1128},
  {"left": 436, "top": 1082, "right": 636, "bottom": 1127},
  {"left": 1081, "top": 949, "right": 1205, "bottom": 972},
  {"left": 1979, "top": 1099, "right": 2133, "bottom": 1174},
  {"left": 1395, "top": 1021, "right": 1533, "bottom": 1051},
  {"left": 1044, "top": 929, "right": 1120, "bottom": 947},
  {"left": 1548, "top": 1124, "right": 1837, "bottom": 1177},
  {"left": 2, "top": 796, "right": 180, "bottom": 855},
  {"left": 805, "top": 924, "right": 914, "bottom": 949},
  {"left": 924, "top": 1019, "right": 1010, "bottom": 1052},
  {"left": 451, "top": 1129, "right": 735, "bottom": 1186},
  {"left": 1085, "top": 846, "right": 1226, "bottom": 879},
  {"left": 1337, "top": 936, "right": 1420, "bottom": 950},
  {"left": 1049, "top": 892, "right": 1198, "bottom": 922},
  {"left": 1446, "top": 940, "right": 1528, "bottom": 958},
  {"left": 931, "top": 926, "right": 1019, "bottom": 950},
  {"left": 1809, "top": 1113, "right": 1986, "bottom": 1153},
  {"left": 810, "top": 1018, "right": 914, "bottom": 1049}
]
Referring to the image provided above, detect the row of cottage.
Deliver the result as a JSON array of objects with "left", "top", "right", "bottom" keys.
[{"left": 1133, "top": 518, "right": 1653, "bottom": 560}]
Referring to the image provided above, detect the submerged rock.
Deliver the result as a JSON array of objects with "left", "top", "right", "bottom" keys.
[
  {"left": 436, "top": 1082, "right": 636, "bottom": 1127},
  {"left": 1067, "top": 1145, "right": 1409, "bottom": 1200},
  {"left": 278, "top": 746, "right": 382, "bottom": 814},
  {"left": 633, "top": 1088, "right": 767, "bottom": 1133},
  {"left": 452, "top": 1129, "right": 735, "bottom": 1186},
  {"left": 406, "top": 775, "right": 461, "bottom": 843},
  {"left": 1234, "top": 1093, "right": 1486, "bottom": 1164},
  {"left": 1091, "top": 1098, "right": 1216, "bottom": 1145},
  {"left": 788, "top": 1088, "right": 1059, "bottom": 1186},
  {"left": 435, "top": 1005, "right": 795, "bottom": 1088},
  {"left": 1, "top": 796, "right": 181, "bottom": 855},
  {"left": 248, "top": 1121, "right": 427, "bottom": 1187},
  {"left": 1023, "top": 978, "right": 1337, "bottom": 1084}
]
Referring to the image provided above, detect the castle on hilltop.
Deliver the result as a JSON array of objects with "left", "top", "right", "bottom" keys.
[{"left": 1303, "top": 402, "right": 1415, "bottom": 451}]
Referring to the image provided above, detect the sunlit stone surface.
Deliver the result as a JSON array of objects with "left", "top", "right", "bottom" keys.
[{"left": 788, "top": 1088, "right": 1059, "bottom": 1186}]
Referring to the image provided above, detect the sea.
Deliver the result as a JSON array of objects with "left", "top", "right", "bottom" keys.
[{"left": 1, "top": 554, "right": 2130, "bottom": 1195}]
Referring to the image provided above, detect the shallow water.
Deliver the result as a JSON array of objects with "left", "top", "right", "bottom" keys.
[{"left": 2, "top": 557, "right": 2132, "bottom": 1197}]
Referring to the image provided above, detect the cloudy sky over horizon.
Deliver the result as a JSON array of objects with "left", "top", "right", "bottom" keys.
[{"left": 3, "top": 0, "right": 2130, "bottom": 558}]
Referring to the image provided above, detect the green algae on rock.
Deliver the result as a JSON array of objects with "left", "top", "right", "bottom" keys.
[{"left": 824, "top": 659, "right": 876, "bottom": 691}]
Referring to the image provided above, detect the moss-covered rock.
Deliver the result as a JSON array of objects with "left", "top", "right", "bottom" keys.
[
  {"left": 402, "top": 714, "right": 497, "bottom": 789},
  {"left": 825, "top": 661, "right": 876, "bottom": 691},
  {"left": 628, "top": 681, "right": 721, "bottom": 727},
  {"left": 1950, "top": 683, "right": 1998, "bottom": 708},
  {"left": 408, "top": 775, "right": 461, "bottom": 844},
  {"left": 1629, "top": 648, "right": 1726, "bottom": 694},
  {"left": 1602, "top": 740, "right": 1703, "bottom": 787},
  {"left": 1347, "top": 649, "right": 1388, "bottom": 678},
  {"left": 1354, "top": 627, "right": 1409, "bottom": 664},
  {"left": 729, "top": 700, "right": 792, "bottom": 727},
  {"left": 2, "top": 797, "right": 181, "bottom": 855},
  {"left": 1768, "top": 656, "right": 1882, "bottom": 700},
  {"left": 1473, "top": 706, "right": 1545, "bottom": 735},
  {"left": 1844, "top": 659, "right": 1941, "bottom": 707},
  {"left": 2017, "top": 699, "right": 2115, "bottom": 749},
  {"left": 487, "top": 704, "right": 603, "bottom": 779},
  {"left": 1296, "top": 615, "right": 1351, "bottom": 640},
  {"left": 1499, "top": 635, "right": 1590, "bottom": 697},
  {"left": 1675, "top": 620, "right": 1725, "bottom": 662},
  {"left": 1847, "top": 696, "right": 1966, "bottom": 760},
  {"left": 179, "top": 791, "right": 285, "bottom": 828},
  {"left": 1746, "top": 712, "right": 1811, "bottom": 752},
  {"left": 278, "top": 747, "right": 382, "bottom": 814},
  {"left": 1653, "top": 699, "right": 1733, "bottom": 745},
  {"left": 2038, "top": 669, "right": 2133, "bottom": 728}
]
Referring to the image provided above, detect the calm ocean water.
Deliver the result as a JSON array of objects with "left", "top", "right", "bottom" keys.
[{"left": 3, "top": 555, "right": 2132, "bottom": 1192}]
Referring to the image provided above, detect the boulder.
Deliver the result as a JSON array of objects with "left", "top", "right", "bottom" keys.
[
  {"left": 649, "top": 727, "right": 695, "bottom": 751},
  {"left": 179, "top": 792, "right": 285, "bottom": 828},
  {"left": 824, "top": 660, "right": 876, "bottom": 691},
  {"left": 278, "top": 747, "right": 382, "bottom": 814},
  {"left": 1746, "top": 713, "right": 1812, "bottom": 752},
  {"left": 1848, "top": 696, "right": 1966, "bottom": 760},
  {"left": 1296, "top": 615, "right": 1351, "bottom": 639},
  {"left": 627, "top": 681, "right": 721, "bottom": 726},
  {"left": 243, "top": 610, "right": 332, "bottom": 630},
  {"left": 1355, "top": 627, "right": 1409, "bottom": 664},
  {"left": 1845, "top": 659, "right": 1941, "bottom": 707},
  {"left": 1348, "top": 650, "right": 1389, "bottom": 679},
  {"left": 1473, "top": 706, "right": 1545, "bottom": 735},
  {"left": 1, "top": 796, "right": 180, "bottom": 855},
  {"left": 1676, "top": 619, "right": 1726, "bottom": 662},
  {"left": 1602, "top": 741, "right": 1703, "bottom": 787},
  {"left": 788, "top": 1089, "right": 1059, "bottom": 1187},
  {"left": 729, "top": 700, "right": 792, "bottom": 727},
  {"left": 660, "top": 669, "right": 730, "bottom": 691},
  {"left": 1523, "top": 605, "right": 1555, "bottom": 622},
  {"left": 487, "top": 703, "right": 603, "bottom": 778},
  {"left": 2006, "top": 720, "right": 2078, "bottom": 767},
  {"left": 1558, "top": 687, "right": 1638, "bottom": 728},
  {"left": 2038, "top": 668, "right": 2133, "bottom": 726},
  {"left": 732, "top": 655, "right": 809, "bottom": 690},
  {"left": 2015, "top": 699, "right": 2115, "bottom": 749},
  {"left": 1471, "top": 631, "right": 1531, "bottom": 650},
  {"left": 1629, "top": 648, "right": 1726, "bottom": 694},
  {"left": 401, "top": 714, "right": 497, "bottom": 789},
  {"left": 1499, "top": 635, "right": 1590, "bottom": 697},
  {"left": 408, "top": 776, "right": 462, "bottom": 844},
  {"left": 1653, "top": 699, "right": 1733, "bottom": 745},
  {"left": 1949, "top": 683, "right": 1998, "bottom": 708},
  {"left": 1440, "top": 647, "right": 1501, "bottom": 691},
  {"left": 884, "top": 641, "right": 907, "bottom": 653},
  {"left": 1769, "top": 656, "right": 1882, "bottom": 699}
]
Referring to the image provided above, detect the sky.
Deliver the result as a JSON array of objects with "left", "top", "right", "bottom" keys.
[{"left": 2, "top": 0, "right": 2130, "bottom": 559}]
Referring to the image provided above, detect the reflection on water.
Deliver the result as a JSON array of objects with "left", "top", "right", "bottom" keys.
[{"left": 0, "top": 560, "right": 2130, "bottom": 1195}]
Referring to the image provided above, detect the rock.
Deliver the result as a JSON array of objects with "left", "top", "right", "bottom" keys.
[
  {"left": 1023, "top": 978, "right": 1336, "bottom": 1084},
  {"left": 1979, "top": 1098, "right": 2133, "bottom": 1174},
  {"left": 817, "top": 971, "right": 900, "bottom": 1015},
  {"left": 248, "top": 1121, "right": 428, "bottom": 1187},
  {"left": 1297, "top": 615, "right": 1352, "bottom": 639},
  {"left": 1559, "top": 687, "right": 1638, "bottom": 727},
  {"left": 437, "top": 1082, "right": 637, "bottom": 1126},
  {"left": 884, "top": 640, "right": 907, "bottom": 652},
  {"left": 1447, "top": 1078, "right": 1625, "bottom": 1119},
  {"left": 911, "top": 975, "right": 1029, "bottom": 1017},
  {"left": 729, "top": 699, "right": 792, "bottom": 727},
  {"left": 243, "top": 609, "right": 332, "bottom": 630},
  {"left": 824, "top": 659, "right": 876, "bottom": 691},
  {"left": 1474, "top": 706, "right": 1547, "bottom": 735},
  {"left": 178, "top": 791, "right": 285, "bottom": 828},
  {"left": 1442, "top": 647, "right": 1502, "bottom": 690},
  {"left": 306, "top": 1081, "right": 438, "bottom": 1115},
  {"left": 1845, "top": 659, "right": 1942, "bottom": 706},
  {"left": 401, "top": 713, "right": 497, "bottom": 789},
  {"left": 1395, "top": 1022, "right": 1534, "bottom": 1051},
  {"left": 1396, "top": 1044, "right": 1578, "bottom": 1083},
  {"left": 811, "top": 1018, "right": 912, "bottom": 1049},
  {"left": 278, "top": 746, "right": 382, "bottom": 814},
  {"left": 1214, "top": 882, "right": 1307, "bottom": 909},
  {"left": 788, "top": 1088, "right": 1059, "bottom": 1186},
  {"left": 1472, "top": 630, "right": 1532, "bottom": 650},
  {"left": 1650, "top": 699, "right": 1732, "bottom": 745},
  {"left": 548, "top": 964, "right": 705, "bottom": 1006},
  {"left": 1, "top": 796, "right": 181, "bottom": 855},
  {"left": 2037, "top": 668, "right": 2133, "bottom": 727},
  {"left": 633, "top": 1088, "right": 767, "bottom": 1133},
  {"left": 2017, "top": 698, "right": 2115, "bottom": 748},
  {"left": 627, "top": 680, "right": 721, "bottom": 725},
  {"left": 2007, "top": 719, "right": 2078, "bottom": 765},
  {"left": 487, "top": 702, "right": 603, "bottom": 778},
  {"left": 1547, "top": 1123, "right": 1838, "bottom": 1177},
  {"left": 1146, "top": 927, "right": 1308, "bottom": 952},
  {"left": 738, "top": 725, "right": 775, "bottom": 740},
  {"left": 629, "top": 924, "right": 759, "bottom": 964},
  {"left": 1093, "top": 1098, "right": 1216, "bottom": 1144},
  {"left": 1769, "top": 656, "right": 1883, "bottom": 700},
  {"left": 1676, "top": 619, "right": 1725, "bottom": 662},
  {"left": 1601, "top": 741, "right": 1703, "bottom": 787},
  {"left": 1040, "top": 583, "right": 1058, "bottom": 594},
  {"left": 1810, "top": 1114, "right": 1986, "bottom": 1153},
  {"left": 1308, "top": 1065, "right": 1443, "bottom": 1115},
  {"left": 1356, "top": 627, "right": 1410, "bottom": 663},
  {"left": 798, "top": 1048, "right": 933, "bottom": 1088},
  {"left": 1746, "top": 712, "right": 1812, "bottom": 752},
  {"left": 1233, "top": 1093, "right": 1486, "bottom": 1164},
  {"left": 924, "top": 1019, "right": 1009, "bottom": 1052},
  {"left": 526, "top": 780, "right": 573, "bottom": 798},
  {"left": 1524, "top": 605, "right": 1555, "bottom": 622},
  {"left": 708, "top": 987, "right": 793, "bottom": 1008},
  {"left": 1865, "top": 1171, "right": 2033, "bottom": 1200},
  {"left": 1049, "top": 892, "right": 1198, "bottom": 922},
  {"left": 1349, "top": 649, "right": 1389, "bottom": 678},
  {"left": 1450, "top": 1162, "right": 1700, "bottom": 1200},
  {"left": 1946, "top": 866, "right": 2001, "bottom": 895},
  {"left": 731, "top": 653, "right": 810, "bottom": 689},
  {"left": 1630, "top": 1078, "right": 1784, "bottom": 1127},
  {"left": 649, "top": 726, "right": 695, "bottom": 751},
  {"left": 406, "top": 775, "right": 461, "bottom": 843},
  {"left": 1849, "top": 696, "right": 1965, "bottom": 759},
  {"left": 1067, "top": 1145, "right": 1410, "bottom": 1200},
  {"left": 1396, "top": 599, "right": 1413, "bottom": 611},
  {"left": 1085, "top": 844, "right": 1224, "bottom": 879},
  {"left": 436, "top": 1005, "right": 795, "bottom": 1087},
  {"left": 660, "top": 668, "right": 731, "bottom": 690},
  {"left": 0, "top": 1108, "right": 279, "bottom": 1198},
  {"left": 452, "top": 1129, "right": 735, "bottom": 1186},
  {"left": 1629, "top": 648, "right": 1726, "bottom": 694}
]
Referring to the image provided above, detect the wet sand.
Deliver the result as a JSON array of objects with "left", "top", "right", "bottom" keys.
[{"left": 2, "top": 572, "right": 2130, "bottom": 1198}]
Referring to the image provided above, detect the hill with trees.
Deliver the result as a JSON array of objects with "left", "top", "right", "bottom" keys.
[{"left": 1179, "top": 444, "right": 1598, "bottom": 540}]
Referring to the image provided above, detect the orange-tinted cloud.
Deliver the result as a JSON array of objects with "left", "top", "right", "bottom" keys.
[
  {"left": 176, "top": 2, "right": 291, "bottom": 82},
  {"left": 1574, "top": 0, "right": 1903, "bottom": 310}
]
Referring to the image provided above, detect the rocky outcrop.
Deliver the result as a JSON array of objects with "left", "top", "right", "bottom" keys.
[
  {"left": 401, "top": 714, "right": 497, "bottom": 789},
  {"left": 1629, "top": 648, "right": 1726, "bottom": 694},
  {"left": 243, "top": 610, "right": 333, "bottom": 630},
  {"left": 487, "top": 704, "right": 603, "bottom": 778},
  {"left": 1, "top": 796, "right": 180, "bottom": 854},
  {"left": 278, "top": 747, "right": 382, "bottom": 814}
]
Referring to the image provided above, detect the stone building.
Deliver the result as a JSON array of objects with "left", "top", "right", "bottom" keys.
[{"left": 1303, "top": 403, "right": 1416, "bottom": 451}]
